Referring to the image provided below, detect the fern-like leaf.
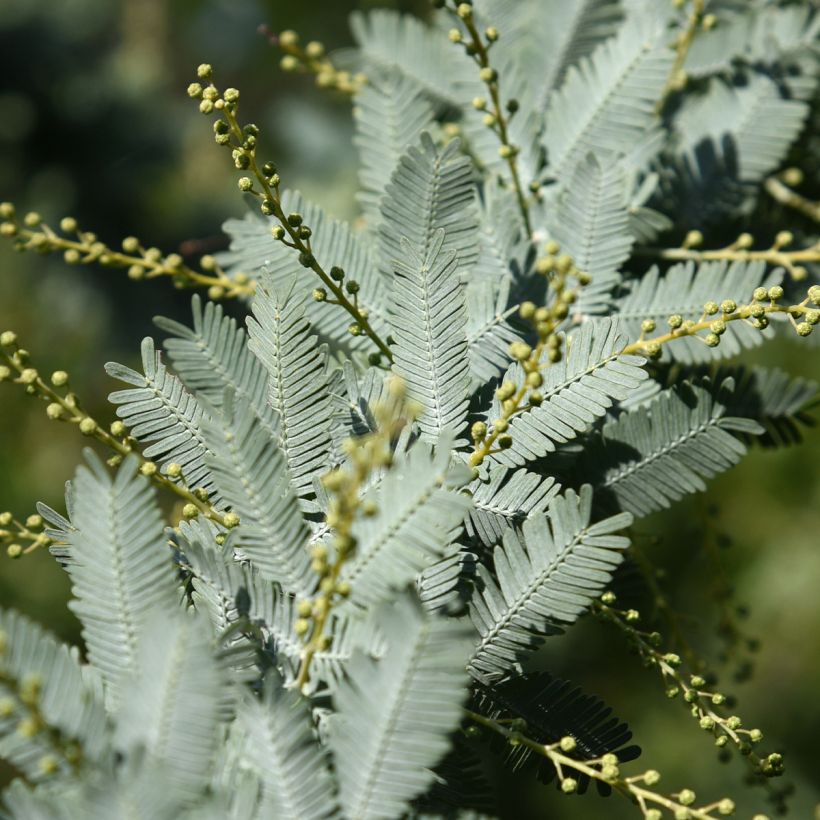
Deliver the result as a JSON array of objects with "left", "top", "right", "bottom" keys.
[
  {"left": 491, "top": 318, "right": 647, "bottom": 467},
  {"left": 389, "top": 231, "right": 471, "bottom": 442},
  {"left": 476, "top": 0, "right": 622, "bottom": 112},
  {"left": 724, "top": 366, "right": 818, "bottom": 447},
  {"left": 232, "top": 673, "right": 339, "bottom": 819},
  {"left": 350, "top": 10, "right": 476, "bottom": 109},
  {"left": 106, "top": 337, "right": 214, "bottom": 492},
  {"left": 417, "top": 549, "right": 477, "bottom": 616},
  {"left": 354, "top": 71, "right": 436, "bottom": 222},
  {"left": 543, "top": 16, "right": 673, "bottom": 184},
  {"left": 329, "top": 593, "right": 472, "bottom": 820},
  {"left": 673, "top": 73, "right": 812, "bottom": 186},
  {"left": 575, "top": 380, "right": 762, "bottom": 517},
  {"left": 201, "top": 392, "right": 312, "bottom": 595},
  {"left": 551, "top": 154, "right": 634, "bottom": 320},
  {"left": 247, "top": 279, "right": 334, "bottom": 506},
  {"left": 468, "top": 486, "right": 632, "bottom": 681},
  {"left": 114, "top": 611, "right": 229, "bottom": 801},
  {"left": 466, "top": 465, "right": 561, "bottom": 548},
  {"left": 465, "top": 276, "right": 521, "bottom": 387},
  {"left": 154, "top": 295, "right": 268, "bottom": 417},
  {"left": 341, "top": 437, "right": 472, "bottom": 607},
  {"left": 380, "top": 133, "right": 479, "bottom": 282},
  {"left": 63, "top": 452, "right": 179, "bottom": 710}
]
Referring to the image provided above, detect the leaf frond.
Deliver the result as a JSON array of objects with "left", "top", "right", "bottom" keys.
[
  {"left": 106, "top": 337, "right": 214, "bottom": 493},
  {"left": 468, "top": 486, "right": 632, "bottom": 681}
]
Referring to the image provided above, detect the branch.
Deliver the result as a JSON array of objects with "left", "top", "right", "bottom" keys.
[
  {"left": 0, "top": 332, "right": 234, "bottom": 545},
  {"left": 465, "top": 708, "right": 738, "bottom": 819},
  {"left": 189, "top": 65, "right": 393, "bottom": 364},
  {"left": 446, "top": 2, "right": 532, "bottom": 235},
  {"left": 622, "top": 285, "right": 819, "bottom": 359},
  {"left": 642, "top": 229, "right": 818, "bottom": 282},
  {"left": 0, "top": 203, "right": 252, "bottom": 299},
  {"left": 765, "top": 171, "right": 820, "bottom": 224}
]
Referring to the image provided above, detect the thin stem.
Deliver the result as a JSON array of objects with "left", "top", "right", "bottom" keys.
[
  {"left": 765, "top": 174, "right": 820, "bottom": 223},
  {"left": 465, "top": 709, "right": 734, "bottom": 819},
  {"left": 452, "top": 9, "right": 532, "bottom": 234},
  {"left": 656, "top": 0, "right": 706, "bottom": 116},
  {"left": 642, "top": 241, "right": 819, "bottom": 281},
  {"left": 217, "top": 100, "right": 393, "bottom": 363},
  {"left": 0, "top": 345, "right": 230, "bottom": 530},
  {"left": 0, "top": 213, "right": 253, "bottom": 299}
]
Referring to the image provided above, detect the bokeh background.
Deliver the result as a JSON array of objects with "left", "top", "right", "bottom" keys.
[{"left": 1, "top": 1, "right": 818, "bottom": 817}]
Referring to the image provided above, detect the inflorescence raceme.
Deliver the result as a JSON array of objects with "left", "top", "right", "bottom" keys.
[
  {"left": 443, "top": 1, "right": 533, "bottom": 234},
  {"left": 595, "top": 595, "right": 785, "bottom": 789},
  {"left": 188, "top": 64, "right": 393, "bottom": 364},
  {"left": 625, "top": 284, "right": 818, "bottom": 360},
  {"left": 294, "top": 378, "right": 417, "bottom": 691},
  {"left": 260, "top": 25, "right": 366, "bottom": 95},
  {"left": 647, "top": 228, "right": 820, "bottom": 282},
  {"left": 0, "top": 332, "right": 233, "bottom": 553},
  {"left": 466, "top": 707, "right": 740, "bottom": 820},
  {"left": 0, "top": 203, "right": 253, "bottom": 301},
  {"left": 471, "top": 240, "right": 590, "bottom": 467}
]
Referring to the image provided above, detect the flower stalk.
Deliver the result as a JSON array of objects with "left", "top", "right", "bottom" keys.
[{"left": 190, "top": 66, "right": 393, "bottom": 364}]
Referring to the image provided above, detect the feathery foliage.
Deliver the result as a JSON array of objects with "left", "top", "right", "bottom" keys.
[
  {"left": 58, "top": 453, "right": 178, "bottom": 710},
  {"left": 106, "top": 338, "right": 214, "bottom": 492},
  {"left": 2, "top": 1, "right": 819, "bottom": 817},
  {"left": 572, "top": 379, "right": 763, "bottom": 517},
  {"left": 542, "top": 15, "right": 673, "bottom": 184},
  {"left": 154, "top": 295, "right": 268, "bottom": 417},
  {"left": 329, "top": 594, "right": 472, "bottom": 819},
  {"left": 388, "top": 232, "right": 471, "bottom": 442},
  {"left": 202, "top": 392, "right": 313, "bottom": 594},
  {"left": 469, "top": 487, "right": 632, "bottom": 681},
  {"left": 246, "top": 280, "right": 335, "bottom": 506}
]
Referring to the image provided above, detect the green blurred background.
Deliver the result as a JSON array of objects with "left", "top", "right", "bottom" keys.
[{"left": 0, "top": 1, "right": 818, "bottom": 816}]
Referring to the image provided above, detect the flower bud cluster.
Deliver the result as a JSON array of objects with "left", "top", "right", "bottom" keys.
[
  {"left": 0, "top": 203, "right": 253, "bottom": 300},
  {"left": 264, "top": 27, "right": 366, "bottom": 95},
  {"left": 443, "top": 1, "right": 531, "bottom": 232},
  {"left": 595, "top": 594, "right": 781, "bottom": 789},
  {"left": 470, "top": 243, "right": 590, "bottom": 467},
  {"left": 192, "top": 69, "right": 393, "bottom": 363},
  {"left": 294, "top": 379, "right": 414, "bottom": 690},
  {"left": 0, "top": 508, "right": 49, "bottom": 559},
  {"left": 629, "top": 283, "right": 819, "bottom": 359}
]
